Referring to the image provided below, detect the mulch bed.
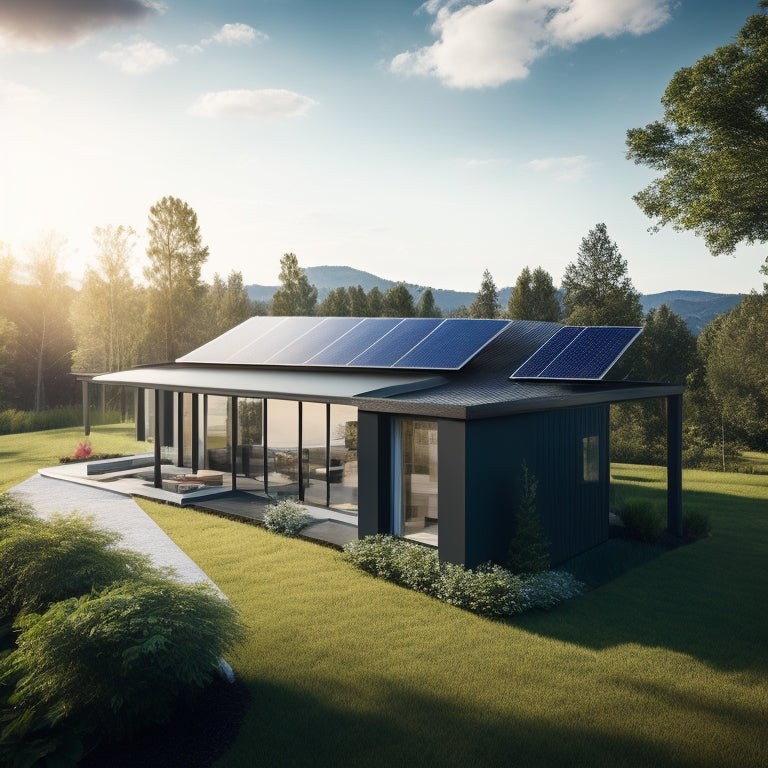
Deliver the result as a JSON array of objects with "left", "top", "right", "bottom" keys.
[{"left": 79, "top": 676, "right": 251, "bottom": 768}]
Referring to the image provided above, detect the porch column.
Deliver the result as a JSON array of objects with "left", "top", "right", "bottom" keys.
[
  {"left": 136, "top": 388, "right": 145, "bottom": 441},
  {"left": 81, "top": 380, "right": 90, "bottom": 437},
  {"left": 231, "top": 396, "right": 238, "bottom": 491},
  {"left": 191, "top": 393, "right": 199, "bottom": 473},
  {"left": 154, "top": 389, "right": 162, "bottom": 489},
  {"left": 176, "top": 393, "right": 184, "bottom": 467},
  {"left": 667, "top": 393, "right": 683, "bottom": 537}
]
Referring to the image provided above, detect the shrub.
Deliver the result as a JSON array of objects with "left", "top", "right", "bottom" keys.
[
  {"left": 683, "top": 509, "right": 712, "bottom": 539},
  {"left": 619, "top": 498, "right": 666, "bottom": 542},
  {"left": 262, "top": 499, "right": 313, "bottom": 536},
  {"left": 0, "top": 513, "right": 157, "bottom": 621},
  {"left": 343, "top": 535, "right": 584, "bottom": 619},
  {"left": 0, "top": 578, "right": 244, "bottom": 763},
  {"left": 506, "top": 464, "right": 550, "bottom": 574}
]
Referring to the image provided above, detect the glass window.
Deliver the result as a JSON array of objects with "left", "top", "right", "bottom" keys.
[
  {"left": 205, "top": 396, "right": 231, "bottom": 473},
  {"left": 329, "top": 405, "right": 358, "bottom": 513},
  {"left": 582, "top": 435, "right": 600, "bottom": 483},
  {"left": 267, "top": 399, "right": 300, "bottom": 499},
  {"left": 237, "top": 398, "right": 264, "bottom": 490},
  {"left": 302, "top": 402, "right": 328, "bottom": 506},
  {"left": 394, "top": 419, "right": 438, "bottom": 545}
]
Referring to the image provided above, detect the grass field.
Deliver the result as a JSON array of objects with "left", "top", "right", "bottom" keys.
[{"left": 3, "top": 428, "right": 767, "bottom": 767}]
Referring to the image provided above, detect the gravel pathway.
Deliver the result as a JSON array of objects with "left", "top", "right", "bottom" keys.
[{"left": 10, "top": 474, "right": 220, "bottom": 593}]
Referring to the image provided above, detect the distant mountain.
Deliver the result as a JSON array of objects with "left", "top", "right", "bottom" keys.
[
  {"left": 246, "top": 266, "right": 744, "bottom": 334},
  {"left": 640, "top": 291, "right": 744, "bottom": 335}
]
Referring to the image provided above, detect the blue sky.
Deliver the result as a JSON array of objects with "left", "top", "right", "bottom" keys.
[{"left": 0, "top": 0, "right": 765, "bottom": 295}]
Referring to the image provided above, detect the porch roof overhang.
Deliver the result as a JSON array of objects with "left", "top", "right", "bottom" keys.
[{"left": 93, "top": 364, "right": 446, "bottom": 404}]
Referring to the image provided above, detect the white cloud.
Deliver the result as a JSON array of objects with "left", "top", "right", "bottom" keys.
[
  {"left": 189, "top": 89, "right": 316, "bottom": 120},
  {"left": 205, "top": 22, "right": 268, "bottom": 46},
  {"left": 526, "top": 155, "right": 592, "bottom": 181},
  {"left": 99, "top": 40, "right": 176, "bottom": 74},
  {"left": 0, "top": 0, "right": 156, "bottom": 51},
  {"left": 391, "top": 0, "right": 674, "bottom": 88}
]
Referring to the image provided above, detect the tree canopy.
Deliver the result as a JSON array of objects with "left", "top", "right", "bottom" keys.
[
  {"left": 469, "top": 269, "right": 500, "bottom": 319},
  {"left": 271, "top": 253, "right": 318, "bottom": 316},
  {"left": 507, "top": 266, "right": 561, "bottom": 322},
  {"left": 382, "top": 282, "right": 415, "bottom": 317},
  {"left": 562, "top": 223, "right": 643, "bottom": 326},
  {"left": 626, "top": 5, "right": 768, "bottom": 273},
  {"left": 144, "top": 196, "right": 209, "bottom": 361},
  {"left": 416, "top": 288, "right": 441, "bottom": 318}
]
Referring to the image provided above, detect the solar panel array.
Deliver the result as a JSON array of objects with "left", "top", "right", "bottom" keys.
[
  {"left": 178, "top": 316, "right": 511, "bottom": 371},
  {"left": 509, "top": 326, "right": 642, "bottom": 381}
]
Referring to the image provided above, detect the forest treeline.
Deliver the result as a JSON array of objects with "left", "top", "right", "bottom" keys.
[{"left": 1, "top": 200, "right": 766, "bottom": 470}]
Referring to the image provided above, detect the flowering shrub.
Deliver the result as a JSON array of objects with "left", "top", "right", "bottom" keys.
[
  {"left": 73, "top": 441, "right": 92, "bottom": 459},
  {"left": 262, "top": 499, "right": 313, "bottom": 536},
  {"left": 343, "top": 535, "right": 584, "bottom": 618}
]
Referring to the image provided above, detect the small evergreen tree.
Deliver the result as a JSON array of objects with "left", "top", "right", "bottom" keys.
[
  {"left": 416, "top": 288, "right": 441, "bottom": 318},
  {"left": 506, "top": 464, "right": 550, "bottom": 574},
  {"left": 507, "top": 266, "right": 561, "bottom": 321},
  {"left": 366, "top": 286, "right": 384, "bottom": 317},
  {"left": 469, "top": 269, "right": 500, "bottom": 319},
  {"left": 348, "top": 284, "right": 368, "bottom": 316},
  {"left": 318, "top": 286, "right": 351, "bottom": 316},
  {"left": 271, "top": 253, "right": 318, "bottom": 316},
  {"left": 382, "top": 282, "right": 415, "bottom": 317}
]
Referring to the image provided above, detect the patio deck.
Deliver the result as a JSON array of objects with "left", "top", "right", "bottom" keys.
[{"left": 40, "top": 458, "right": 359, "bottom": 549}]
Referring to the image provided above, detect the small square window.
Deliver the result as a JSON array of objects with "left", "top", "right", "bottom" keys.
[{"left": 582, "top": 436, "right": 600, "bottom": 483}]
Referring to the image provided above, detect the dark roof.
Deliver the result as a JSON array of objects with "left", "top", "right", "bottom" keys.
[{"left": 93, "top": 318, "right": 682, "bottom": 420}]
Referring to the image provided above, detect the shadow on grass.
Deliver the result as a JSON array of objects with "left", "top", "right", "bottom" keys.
[
  {"left": 516, "top": 487, "right": 768, "bottom": 674},
  {"left": 220, "top": 673, "right": 763, "bottom": 768}
]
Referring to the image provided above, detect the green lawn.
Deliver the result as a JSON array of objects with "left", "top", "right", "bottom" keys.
[
  {"left": 3, "top": 430, "right": 768, "bottom": 767},
  {"left": 0, "top": 423, "right": 150, "bottom": 492}
]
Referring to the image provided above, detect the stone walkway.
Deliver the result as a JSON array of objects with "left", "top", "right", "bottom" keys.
[{"left": 10, "top": 474, "right": 221, "bottom": 592}]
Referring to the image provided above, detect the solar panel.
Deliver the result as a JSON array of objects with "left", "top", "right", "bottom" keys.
[
  {"left": 511, "top": 326, "right": 583, "bottom": 378},
  {"left": 538, "top": 326, "right": 642, "bottom": 379},
  {"left": 349, "top": 318, "right": 443, "bottom": 367},
  {"left": 306, "top": 318, "right": 403, "bottom": 365},
  {"left": 179, "top": 315, "right": 519, "bottom": 371},
  {"left": 394, "top": 318, "right": 509, "bottom": 369},
  {"left": 226, "top": 316, "right": 322, "bottom": 364},
  {"left": 266, "top": 317, "right": 363, "bottom": 364},
  {"left": 178, "top": 315, "right": 286, "bottom": 363}
]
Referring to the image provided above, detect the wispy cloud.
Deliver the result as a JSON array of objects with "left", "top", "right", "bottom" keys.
[
  {"left": 391, "top": 0, "right": 674, "bottom": 88},
  {"left": 99, "top": 40, "right": 176, "bottom": 74},
  {"left": 189, "top": 89, "right": 316, "bottom": 120},
  {"left": 526, "top": 155, "right": 592, "bottom": 181},
  {"left": 0, "top": 0, "right": 157, "bottom": 51},
  {"left": 205, "top": 23, "right": 268, "bottom": 46}
]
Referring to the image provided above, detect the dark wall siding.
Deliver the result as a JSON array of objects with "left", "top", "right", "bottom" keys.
[
  {"left": 464, "top": 405, "right": 609, "bottom": 567},
  {"left": 437, "top": 419, "right": 466, "bottom": 565},
  {"left": 357, "top": 410, "right": 391, "bottom": 538}
]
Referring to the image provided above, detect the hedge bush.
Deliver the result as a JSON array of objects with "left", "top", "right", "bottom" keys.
[
  {"left": 619, "top": 498, "right": 666, "bottom": 542},
  {"left": 683, "top": 509, "right": 712, "bottom": 539},
  {"left": 262, "top": 499, "right": 313, "bottom": 536},
  {"left": 0, "top": 512, "right": 157, "bottom": 621},
  {"left": 0, "top": 407, "right": 123, "bottom": 436},
  {"left": 343, "top": 535, "right": 583, "bottom": 619},
  {"left": 0, "top": 505, "right": 244, "bottom": 767}
]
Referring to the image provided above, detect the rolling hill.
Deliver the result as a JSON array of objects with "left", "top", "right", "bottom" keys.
[{"left": 246, "top": 265, "right": 744, "bottom": 335}]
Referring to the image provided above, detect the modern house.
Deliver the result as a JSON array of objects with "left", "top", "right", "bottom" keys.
[{"left": 88, "top": 316, "right": 683, "bottom": 567}]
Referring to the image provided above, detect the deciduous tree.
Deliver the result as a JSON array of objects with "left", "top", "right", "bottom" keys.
[
  {"left": 562, "top": 223, "right": 643, "bottom": 326},
  {"left": 271, "top": 253, "right": 318, "bottom": 316},
  {"left": 143, "top": 197, "right": 209, "bottom": 361},
  {"left": 626, "top": 4, "right": 768, "bottom": 274},
  {"left": 71, "top": 225, "right": 143, "bottom": 373},
  {"left": 206, "top": 271, "right": 253, "bottom": 337}
]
